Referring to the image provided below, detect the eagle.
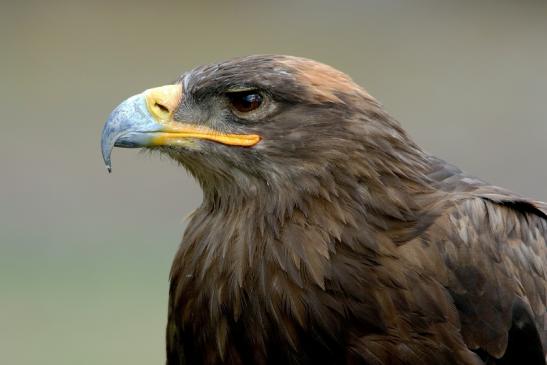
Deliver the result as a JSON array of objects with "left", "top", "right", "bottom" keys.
[{"left": 101, "top": 55, "right": 546, "bottom": 365}]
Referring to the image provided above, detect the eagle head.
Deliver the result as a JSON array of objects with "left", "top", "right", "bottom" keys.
[{"left": 101, "top": 55, "right": 422, "bottom": 204}]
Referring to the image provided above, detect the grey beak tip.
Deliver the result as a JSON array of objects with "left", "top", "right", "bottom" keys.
[
  {"left": 101, "top": 137, "right": 114, "bottom": 173},
  {"left": 101, "top": 93, "right": 152, "bottom": 174}
]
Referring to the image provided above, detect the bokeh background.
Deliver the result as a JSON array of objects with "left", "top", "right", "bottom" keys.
[{"left": 1, "top": 0, "right": 546, "bottom": 363}]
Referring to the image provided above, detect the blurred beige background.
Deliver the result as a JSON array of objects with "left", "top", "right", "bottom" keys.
[{"left": 1, "top": 0, "right": 546, "bottom": 364}]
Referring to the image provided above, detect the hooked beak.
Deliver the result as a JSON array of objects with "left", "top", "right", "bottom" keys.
[{"left": 100, "top": 84, "right": 261, "bottom": 172}]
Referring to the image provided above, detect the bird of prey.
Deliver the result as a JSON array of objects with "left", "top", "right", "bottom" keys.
[{"left": 101, "top": 55, "right": 546, "bottom": 365}]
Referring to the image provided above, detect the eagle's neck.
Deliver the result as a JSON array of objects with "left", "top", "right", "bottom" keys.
[
  {"left": 168, "top": 145, "right": 440, "bottom": 338},
  {"left": 174, "top": 149, "right": 436, "bottom": 276}
]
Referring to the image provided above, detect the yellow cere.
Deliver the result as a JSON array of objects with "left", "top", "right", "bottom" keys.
[{"left": 144, "top": 84, "right": 183, "bottom": 122}]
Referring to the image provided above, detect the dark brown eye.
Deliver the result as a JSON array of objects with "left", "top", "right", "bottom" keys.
[{"left": 227, "top": 91, "right": 263, "bottom": 113}]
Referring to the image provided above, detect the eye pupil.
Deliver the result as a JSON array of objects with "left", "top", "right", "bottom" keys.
[{"left": 228, "top": 91, "right": 263, "bottom": 113}]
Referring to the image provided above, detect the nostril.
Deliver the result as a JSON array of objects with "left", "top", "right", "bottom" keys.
[{"left": 154, "top": 102, "right": 170, "bottom": 113}]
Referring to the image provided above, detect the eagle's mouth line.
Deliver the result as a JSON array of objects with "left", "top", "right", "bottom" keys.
[{"left": 143, "top": 128, "right": 262, "bottom": 147}]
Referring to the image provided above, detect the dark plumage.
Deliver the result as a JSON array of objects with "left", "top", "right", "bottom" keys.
[{"left": 101, "top": 55, "right": 546, "bottom": 364}]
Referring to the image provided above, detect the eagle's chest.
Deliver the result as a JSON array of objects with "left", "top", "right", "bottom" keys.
[
  {"left": 168, "top": 278, "right": 352, "bottom": 365},
  {"left": 166, "top": 211, "right": 372, "bottom": 364},
  {"left": 166, "top": 239, "right": 359, "bottom": 365}
]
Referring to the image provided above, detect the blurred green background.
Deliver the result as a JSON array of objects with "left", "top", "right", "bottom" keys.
[{"left": 1, "top": 0, "right": 546, "bottom": 363}]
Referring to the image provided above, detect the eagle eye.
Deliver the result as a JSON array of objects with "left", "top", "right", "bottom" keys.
[{"left": 226, "top": 90, "right": 263, "bottom": 114}]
